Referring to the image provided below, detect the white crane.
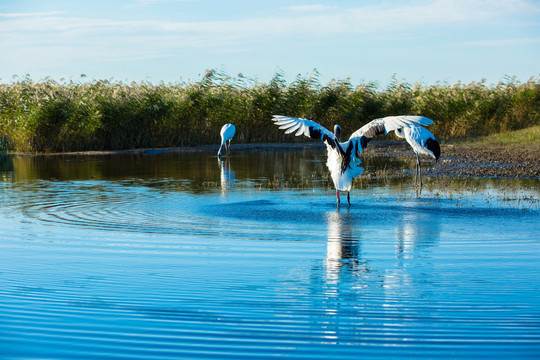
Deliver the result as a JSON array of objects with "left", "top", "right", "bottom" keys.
[
  {"left": 272, "top": 115, "right": 440, "bottom": 205},
  {"left": 351, "top": 116, "right": 440, "bottom": 188},
  {"left": 218, "top": 123, "right": 236, "bottom": 158}
]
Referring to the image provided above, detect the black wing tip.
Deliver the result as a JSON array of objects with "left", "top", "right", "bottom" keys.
[
  {"left": 308, "top": 126, "right": 322, "bottom": 140},
  {"left": 360, "top": 136, "right": 370, "bottom": 150},
  {"left": 426, "top": 138, "right": 440, "bottom": 160}
]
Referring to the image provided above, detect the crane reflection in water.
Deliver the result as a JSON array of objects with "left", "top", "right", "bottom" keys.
[
  {"left": 218, "top": 157, "right": 235, "bottom": 195},
  {"left": 318, "top": 201, "right": 443, "bottom": 344},
  {"left": 325, "top": 208, "right": 367, "bottom": 281},
  {"left": 383, "top": 200, "right": 442, "bottom": 299}
]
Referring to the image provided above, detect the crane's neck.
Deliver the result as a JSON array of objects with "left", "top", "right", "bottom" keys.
[{"left": 334, "top": 125, "right": 341, "bottom": 141}]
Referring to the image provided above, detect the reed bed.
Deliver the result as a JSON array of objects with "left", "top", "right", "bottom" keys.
[{"left": 0, "top": 71, "right": 538, "bottom": 153}]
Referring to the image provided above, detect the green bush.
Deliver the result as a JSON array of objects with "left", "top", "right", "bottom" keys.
[{"left": 0, "top": 72, "right": 538, "bottom": 153}]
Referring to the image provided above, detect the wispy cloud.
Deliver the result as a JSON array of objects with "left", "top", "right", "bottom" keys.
[
  {"left": 0, "top": 11, "right": 65, "bottom": 18},
  {"left": 459, "top": 37, "right": 540, "bottom": 47},
  {"left": 282, "top": 5, "right": 338, "bottom": 12},
  {"left": 127, "top": 0, "right": 193, "bottom": 7},
  {"left": 2, "top": 1, "right": 537, "bottom": 35},
  {"left": 0, "top": 0, "right": 538, "bottom": 64}
]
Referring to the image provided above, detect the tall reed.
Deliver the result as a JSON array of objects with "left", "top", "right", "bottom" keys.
[{"left": 0, "top": 72, "right": 538, "bottom": 152}]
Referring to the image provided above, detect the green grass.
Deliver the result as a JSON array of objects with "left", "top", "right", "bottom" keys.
[
  {"left": 1, "top": 71, "right": 538, "bottom": 153},
  {"left": 463, "top": 125, "right": 540, "bottom": 146},
  {"left": 445, "top": 124, "right": 540, "bottom": 157}
]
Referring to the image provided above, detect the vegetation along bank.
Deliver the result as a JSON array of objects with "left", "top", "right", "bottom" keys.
[{"left": 0, "top": 71, "right": 538, "bottom": 156}]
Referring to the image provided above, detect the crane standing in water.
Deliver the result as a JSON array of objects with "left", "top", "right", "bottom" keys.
[{"left": 218, "top": 123, "right": 236, "bottom": 158}]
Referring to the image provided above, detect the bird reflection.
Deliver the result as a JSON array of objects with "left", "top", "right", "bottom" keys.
[
  {"left": 394, "top": 204, "right": 441, "bottom": 258},
  {"left": 384, "top": 201, "right": 442, "bottom": 299},
  {"left": 218, "top": 157, "right": 235, "bottom": 195},
  {"left": 325, "top": 208, "right": 365, "bottom": 281},
  {"left": 319, "top": 208, "right": 367, "bottom": 343}
]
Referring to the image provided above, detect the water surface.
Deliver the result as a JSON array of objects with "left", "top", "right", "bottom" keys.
[{"left": 1, "top": 151, "right": 539, "bottom": 359}]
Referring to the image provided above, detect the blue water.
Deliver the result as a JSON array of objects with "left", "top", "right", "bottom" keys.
[{"left": 0, "top": 152, "right": 539, "bottom": 359}]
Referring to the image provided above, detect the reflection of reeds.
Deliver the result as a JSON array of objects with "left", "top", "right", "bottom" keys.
[
  {"left": 259, "top": 174, "right": 539, "bottom": 210},
  {"left": 1, "top": 72, "right": 538, "bottom": 153}
]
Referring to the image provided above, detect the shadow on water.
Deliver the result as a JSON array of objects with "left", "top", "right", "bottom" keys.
[
  {"left": 0, "top": 154, "right": 14, "bottom": 182},
  {"left": 0, "top": 154, "right": 14, "bottom": 172}
]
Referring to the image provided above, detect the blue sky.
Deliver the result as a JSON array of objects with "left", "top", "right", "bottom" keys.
[{"left": 1, "top": 0, "right": 539, "bottom": 86}]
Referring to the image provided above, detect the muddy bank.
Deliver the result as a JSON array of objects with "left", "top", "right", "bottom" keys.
[
  {"left": 15, "top": 140, "right": 540, "bottom": 179},
  {"left": 364, "top": 141, "right": 540, "bottom": 179}
]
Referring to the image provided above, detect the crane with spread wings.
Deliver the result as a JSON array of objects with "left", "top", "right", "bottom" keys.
[{"left": 272, "top": 115, "right": 440, "bottom": 205}]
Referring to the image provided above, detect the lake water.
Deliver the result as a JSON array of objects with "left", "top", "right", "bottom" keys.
[{"left": 1, "top": 150, "right": 539, "bottom": 359}]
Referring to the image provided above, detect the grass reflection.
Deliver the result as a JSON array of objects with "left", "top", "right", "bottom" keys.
[{"left": 1, "top": 150, "right": 538, "bottom": 207}]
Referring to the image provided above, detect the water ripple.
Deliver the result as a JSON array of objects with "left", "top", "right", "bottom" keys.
[{"left": 1, "top": 176, "right": 539, "bottom": 359}]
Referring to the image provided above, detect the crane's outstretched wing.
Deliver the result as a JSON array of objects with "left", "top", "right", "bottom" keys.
[
  {"left": 349, "top": 115, "right": 434, "bottom": 148},
  {"left": 272, "top": 115, "right": 343, "bottom": 153}
]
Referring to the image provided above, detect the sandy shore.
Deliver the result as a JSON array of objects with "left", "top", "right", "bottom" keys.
[{"left": 28, "top": 140, "right": 540, "bottom": 179}]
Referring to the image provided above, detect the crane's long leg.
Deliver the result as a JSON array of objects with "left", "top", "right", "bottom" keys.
[
  {"left": 414, "top": 154, "right": 422, "bottom": 186},
  {"left": 414, "top": 154, "right": 421, "bottom": 187},
  {"left": 418, "top": 155, "right": 423, "bottom": 188},
  {"left": 347, "top": 191, "right": 351, "bottom": 206}
]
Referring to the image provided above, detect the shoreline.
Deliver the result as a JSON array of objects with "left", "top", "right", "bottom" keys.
[
  {"left": 12, "top": 141, "right": 326, "bottom": 157},
  {"left": 5, "top": 140, "right": 539, "bottom": 179}
]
